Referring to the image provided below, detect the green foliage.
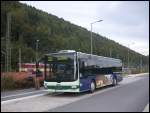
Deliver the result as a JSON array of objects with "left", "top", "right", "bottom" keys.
[{"left": 1, "top": 1, "right": 149, "bottom": 71}]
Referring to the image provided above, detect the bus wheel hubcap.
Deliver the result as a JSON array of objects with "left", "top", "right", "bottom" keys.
[
  {"left": 114, "top": 79, "right": 117, "bottom": 85},
  {"left": 91, "top": 82, "right": 95, "bottom": 92}
]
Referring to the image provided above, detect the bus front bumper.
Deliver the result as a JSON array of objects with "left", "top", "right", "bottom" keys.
[
  {"left": 45, "top": 89, "right": 80, "bottom": 93},
  {"left": 44, "top": 85, "right": 80, "bottom": 93}
]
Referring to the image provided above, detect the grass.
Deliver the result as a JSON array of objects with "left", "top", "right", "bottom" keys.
[{"left": 122, "top": 68, "right": 149, "bottom": 77}]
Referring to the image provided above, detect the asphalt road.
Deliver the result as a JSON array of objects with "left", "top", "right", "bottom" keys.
[
  {"left": 48, "top": 74, "right": 149, "bottom": 112},
  {"left": 1, "top": 73, "right": 149, "bottom": 112}
]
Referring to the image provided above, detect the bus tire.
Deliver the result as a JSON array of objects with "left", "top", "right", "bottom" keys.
[
  {"left": 112, "top": 78, "right": 117, "bottom": 86},
  {"left": 90, "top": 81, "right": 96, "bottom": 93}
]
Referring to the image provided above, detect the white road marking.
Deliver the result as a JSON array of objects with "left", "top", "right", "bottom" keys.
[
  {"left": 1, "top": 91, "right": 64, "bottom": 105},
  {"left": 1, "top": 93, "right": 47, "bottom": 105},
  {"left": 1, "top": 90, "right": 46, "bottom": 99}
]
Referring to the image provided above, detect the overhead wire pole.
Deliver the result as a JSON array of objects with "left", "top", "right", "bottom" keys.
[
  {"left": 6, "top": 13, "right": 11, "bottom": 73},
  {"left": 9, "top": 47, "right": 11, "bottom": 71},
  {"left": 127, "top": 44, "right": 129, "bottom": 69},
  {"left": 35, "top": 40, "right": 40, "bottom": 90},
  {"left": 140, "top": 55, "right": 142, "bottom": 73},
  {"left": 90, "top": 23, "right": 92, "bottom": 55},
  {"left": 18, "top": 34, "right": 22, "bottom": 72},
  {"left": 19, "top": 48, "right": 21, "bottom": 72},
  {"left": 110, "top": 48, "right": 112, "bottom": 57},
  {"left": 3, "top": 37, "right": 7, "bottom": 73},
  {"left": 36, "top": 40, "right": 39, "bottom": 62}
]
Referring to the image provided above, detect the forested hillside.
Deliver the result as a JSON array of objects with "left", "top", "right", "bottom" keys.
[{"left": 1, "top": 1, "right": 149, "bottom": 71}]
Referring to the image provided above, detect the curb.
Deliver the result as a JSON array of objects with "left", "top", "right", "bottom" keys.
[{"left": 1, "top": 93, "right": 47, "bottom": 105}]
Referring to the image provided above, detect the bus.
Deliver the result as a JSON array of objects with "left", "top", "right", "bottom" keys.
[{"left": 37, "top": 50, "right": 123, "bottom": 93}]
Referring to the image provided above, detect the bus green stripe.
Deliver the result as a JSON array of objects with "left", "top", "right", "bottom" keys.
[{"left": 47, "top": 85, "right": 79, "bottom": 90}]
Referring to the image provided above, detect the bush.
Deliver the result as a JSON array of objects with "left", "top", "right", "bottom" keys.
[
  {"left": 1, "top": 75, "right": 35, "bottom": 91},
  {"left": 1, "top": 75, "right": 16, "bottom": 91}
]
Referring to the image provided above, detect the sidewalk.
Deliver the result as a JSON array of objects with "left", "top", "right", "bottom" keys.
[
  {"left": 124, "top": 73, "right": 149, "bottom": 78},
  {"left": 128, "top": 73, "right": 148, "bottom": 77},
  {"left": 143, "top": 103, "right": 149, "bottom": 112}
]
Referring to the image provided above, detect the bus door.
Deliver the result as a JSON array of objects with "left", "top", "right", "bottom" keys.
[{"left": 79, "top": 61, "right": 91, "bottom": 91}]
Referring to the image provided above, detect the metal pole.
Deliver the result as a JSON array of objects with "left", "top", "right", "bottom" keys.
[
  {"left": 90, "top": 20, "right": 103, "bottom": 55},
  {"left": 9, "top": 47, "right": 11, "bottom": 72},
  {"left": 140, "top": 55, "right": 142, "bottom": 73},
  {"left": 6, "top": 13, "right": 11, "bottom": 73},
  {"left": 127, "top": 44, "right": 129, "bottom": 69},
  {"left": 90, "top": 23, "right": 93, "bottom": 55},
  {"left": 19, "top": 48, "right": 21, "bottom": 72},
  {"left": 110, "top": 48, "right": 112, "bottom": 57},
  {"left": 36, "top": 40, "right": 39, "bottom": 62},
  {"left": 36, "top": 41, "right": 37, "bottom": 62},
  {"left": 5, "top": 50, "right": 7, "bottom": 73}
]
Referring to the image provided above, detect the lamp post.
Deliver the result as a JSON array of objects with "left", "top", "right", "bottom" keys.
[{"left": 90, "top": 19, "right": 103, "bottom": 55}]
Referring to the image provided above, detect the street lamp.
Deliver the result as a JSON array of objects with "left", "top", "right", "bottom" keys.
[
  {"left": 90, "top": 19, "right": 103, "bottom": 55},
  {"left": 36, "top": 40, "right": 39, "bottom": 62}
]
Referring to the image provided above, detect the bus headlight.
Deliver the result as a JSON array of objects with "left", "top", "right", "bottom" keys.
[{"left": 71, "top": 85, "right": 77, "bottom": 89}]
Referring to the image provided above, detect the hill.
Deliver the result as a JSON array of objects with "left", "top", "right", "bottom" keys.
[{"left": 1, "top": 1, "right": 149, "bottom": 71}]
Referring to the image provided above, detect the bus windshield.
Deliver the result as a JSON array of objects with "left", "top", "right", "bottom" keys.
[{"left": 45, "top": 53, "right": 77, "bottom": 82}]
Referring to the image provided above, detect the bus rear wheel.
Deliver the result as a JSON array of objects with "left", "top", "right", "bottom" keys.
[
  {"left": 112, "top": 78, "right": 117, "bottom": 86},
  {"left": 90, "top": 81, "right": 95, "bottom": 93}
]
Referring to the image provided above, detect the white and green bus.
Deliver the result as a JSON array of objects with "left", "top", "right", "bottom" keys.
[{"left": 37, "top": 50, "right": 123, "bottom": 93}]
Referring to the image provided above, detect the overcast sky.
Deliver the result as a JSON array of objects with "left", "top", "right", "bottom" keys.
[{"left": 20, "top": 1, "right": 149, "bottom": 56}]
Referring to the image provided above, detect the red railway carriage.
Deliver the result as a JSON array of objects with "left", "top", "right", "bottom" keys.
[{"left": 20, "top": 63, "right": 44, "bottom": 72}]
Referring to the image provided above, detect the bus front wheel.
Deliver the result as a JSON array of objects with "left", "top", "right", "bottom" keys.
[{"left": 90, "top": 81, "right": 96, "bottom": 93}]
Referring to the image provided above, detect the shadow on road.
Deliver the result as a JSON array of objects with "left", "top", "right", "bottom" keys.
[{"left": 44, "top": 84, "right": 119, "bottom": 98}]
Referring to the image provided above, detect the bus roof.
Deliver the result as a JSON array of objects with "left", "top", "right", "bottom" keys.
[
  {"left": 77, "top": 52, "right": 122, "bottom": 68},
  {"left": 46, "top": 50, "right": 121, "bottom": 61},
  {"left": 45, "top": 50, "right": 122, "bottom": 68},
  {"left": 46, "top": 50, "right": 76, "bottom": 56},
  {"left": 77, "top": 52, "right": 121, "bottom": 62}
]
